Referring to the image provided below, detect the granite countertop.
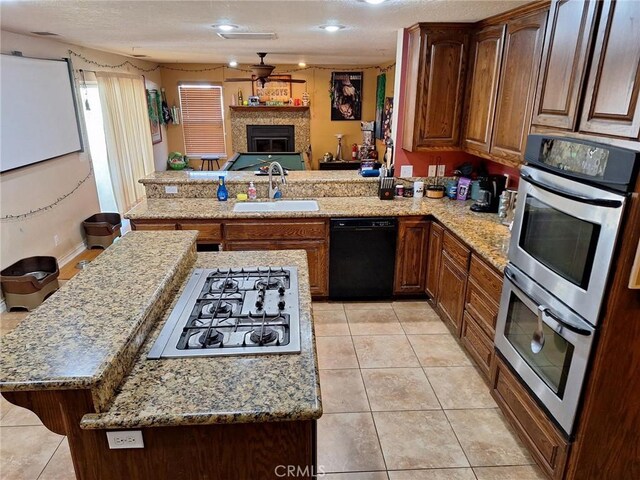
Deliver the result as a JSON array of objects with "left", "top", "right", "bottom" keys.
[
  {"left": 139, "top": 170, "right": 378, "bottom": 185},
  {"left": 126, "top": 196, "right": 510, "bottom": 271},
  {"left": 80, "top": 250, "right": 321, "bottom": 429},
  {"left": 0, "top": 231, "right": 198, "bottom": 411}
]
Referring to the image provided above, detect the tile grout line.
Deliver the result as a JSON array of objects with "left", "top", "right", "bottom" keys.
[
  {"left": 35, "top": 433, "right": 66, "bottom": 480},
  {"left": 350, "top": 328, "right": 390, "bottom": 475}
]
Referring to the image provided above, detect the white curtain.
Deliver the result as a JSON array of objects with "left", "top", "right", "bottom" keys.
[{"left": 96, "top": 72, "right": 154, "bottom": 213}]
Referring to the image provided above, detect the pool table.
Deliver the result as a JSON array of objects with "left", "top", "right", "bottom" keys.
[{"left": 221, "top": 152, "right": 306, "bottom": 171}]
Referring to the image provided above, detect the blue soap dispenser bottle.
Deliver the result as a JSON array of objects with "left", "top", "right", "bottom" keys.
[{"left": 217, "top": 175, "right": 228, "bottom": 201}]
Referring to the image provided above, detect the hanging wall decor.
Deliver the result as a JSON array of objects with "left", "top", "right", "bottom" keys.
[
  {"left": 146, "top": 89, "right": 162, "bottom": 144},
  {"left": 375, "top": 73, "right": 386, "bottom": 138},
  {"left": 382, "top": 96, "right": 394, "bottom": 144},
  {"left": 330, "top": 71, "right": 363, "bottom": 121}
]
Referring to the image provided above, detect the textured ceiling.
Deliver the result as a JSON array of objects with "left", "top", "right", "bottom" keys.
[{"left": 0, "top": 0, "right": 530, "bottom": 65}]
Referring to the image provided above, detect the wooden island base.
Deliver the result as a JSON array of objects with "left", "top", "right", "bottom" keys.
[{"left": 2, "top": 390, "right": 317, "bottom": 480}]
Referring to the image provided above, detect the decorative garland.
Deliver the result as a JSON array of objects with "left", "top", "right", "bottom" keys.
[
  {"left": 1, "top": 162, "right": 94, "bottom": 221},
  {"left": 67, "top": 50, "right": 395, "bottom": 75}
]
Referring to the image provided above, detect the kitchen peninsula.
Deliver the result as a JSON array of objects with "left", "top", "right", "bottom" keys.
[{"left": 0, "top": 231, "right": 321, "bottom": 479}]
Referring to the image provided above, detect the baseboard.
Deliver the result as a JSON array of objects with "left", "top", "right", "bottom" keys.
[{"left": 59, "top": 241, "right": 88, "bottom": 269}]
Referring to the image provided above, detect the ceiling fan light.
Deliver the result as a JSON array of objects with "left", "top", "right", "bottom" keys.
[{"left": 229, "top": 60, "right": 238, "bottom": 67}]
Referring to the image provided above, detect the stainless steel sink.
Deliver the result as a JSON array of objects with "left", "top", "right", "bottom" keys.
[{"left": 233, "top": 200, "right": 319, "bottom": 213}]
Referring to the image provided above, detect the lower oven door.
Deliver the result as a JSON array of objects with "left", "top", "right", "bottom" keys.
[{"left": 495, "top": 264, "right": 595, "bottom": 435}]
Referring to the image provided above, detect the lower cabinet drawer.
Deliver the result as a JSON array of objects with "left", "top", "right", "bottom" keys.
[
  {"left": 491, "top": 354, "right": 570, "bottom": 480},
  {"left": 178, "top": 222, "right": 223, "bottom": 242},
  {"left": 132, "top": 222, "right": 176, "bottom": 231},
  {"left": 465, "top": 278, "right": 499, "bottom": 338},
  {"left": 461, "top": 312, "right": 493, "bottom": 379},
  {"left": 225, "top": 221, "right": 327, "bottom": 241}
]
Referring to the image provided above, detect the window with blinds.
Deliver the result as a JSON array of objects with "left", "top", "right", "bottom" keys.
[{"left": 178, "top": 84, "right": 226, "bottom": 157}]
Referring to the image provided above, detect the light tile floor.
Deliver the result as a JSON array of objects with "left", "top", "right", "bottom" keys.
[
  {"left": 315, "top": 300, "right": 547, "bottom": 480},
  {"left": 0, "top": 300, "right": 546, "bottom": 479}
]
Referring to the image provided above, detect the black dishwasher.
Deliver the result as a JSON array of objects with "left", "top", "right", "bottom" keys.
[{"left": 329, "top": 218, "right": 397, "bottom": 299}]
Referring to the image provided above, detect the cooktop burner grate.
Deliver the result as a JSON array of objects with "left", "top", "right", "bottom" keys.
[{"left": 148, "top": 266, "right": 301, "bottom": 358}]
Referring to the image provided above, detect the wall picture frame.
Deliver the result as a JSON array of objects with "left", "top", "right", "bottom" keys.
[
  {"left": 252, "top": 74, "right": 292, "bottom": 103},
  {"left": 331, "top": 71, "right": 363, "bottom": 121},
  {"left": 146, "top": 89, "right": 162, "bottom": 144}
]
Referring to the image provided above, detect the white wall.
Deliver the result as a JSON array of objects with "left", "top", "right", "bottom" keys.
[{"left": 0, "top": 30, "right": 167, "bottom": 270}]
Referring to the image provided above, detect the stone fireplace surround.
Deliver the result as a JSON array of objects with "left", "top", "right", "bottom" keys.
[{"left": 230, "top": 108, "right": 311, "bottom": 154}]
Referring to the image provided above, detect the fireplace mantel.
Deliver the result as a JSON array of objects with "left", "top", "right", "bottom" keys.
[{"left": 229, "top": 106, "right": 309, "bottom": 112}]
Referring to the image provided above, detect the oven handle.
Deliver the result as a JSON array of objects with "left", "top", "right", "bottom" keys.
[
  {"left": 521, "top": 172, "right": 622, "bottom": 208},
  {"left": 504, "top": 266, "right": 593, "bottom": 337}
]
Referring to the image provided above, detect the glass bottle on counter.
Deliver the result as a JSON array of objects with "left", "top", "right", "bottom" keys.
[
  {"left": 217, "top": 176, "right": 228, "bottom": 201},
  {"left": 247, "top": 181, "right": 257, "bottom": 200}
]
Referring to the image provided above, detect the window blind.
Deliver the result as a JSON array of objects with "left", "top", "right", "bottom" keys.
[{"left": 179, "top": 85, "right": 226, "bottom": 157}]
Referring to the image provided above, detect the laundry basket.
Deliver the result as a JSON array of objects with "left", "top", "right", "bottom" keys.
[
  {"left": 83, "top": 213, "right": 122, "bottom": 249},
  {"left": 0, "top": 256, "right": 60, "bottom": 311}
]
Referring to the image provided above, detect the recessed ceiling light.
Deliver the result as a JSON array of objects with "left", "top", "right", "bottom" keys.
[
  {"left": 298, "top": 62, "right": 307, "bottom": 67},
  {"left": 212, "top": 24, "right": 238, "bottom": 31},
  {"left": 320, "top": 25, "right": 345, "bottom": 33},
  {"left": 363, "top": 0, "right": 388, "bottom": 4},
  {"left": 229, "top": 60, "right": 238, "bottom": 67}
]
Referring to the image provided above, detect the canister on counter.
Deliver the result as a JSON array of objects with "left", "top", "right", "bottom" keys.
[
  {"left": 395, "top": 184, "right": 404, "bottom": 197},
  {"left": 413, "top": 181, "right": 425, "bottom": 198},
  {"left": 445, "top": 179, "right": 458, "bottom": 199}
]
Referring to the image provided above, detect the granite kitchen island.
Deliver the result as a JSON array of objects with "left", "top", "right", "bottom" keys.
[{"left": 0, "top": 231, "right": 321, "bottom": 480}]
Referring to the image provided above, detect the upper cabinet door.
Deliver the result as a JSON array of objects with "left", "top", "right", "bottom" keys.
[
  {"left": 532, "top": 0, "right": 598, "bottom": 130},
  {"left": 491, "top": 10, "right": 548, "bottom": 165},
  {"left": 401, "top": 25, "right": 470, "bottom": 151},
  {"left": 579, "top": 0, "right": 640, "bottom": 139},
  {"left": 463, "top": 24, "right": 506, "bottom": 154},
  {"left": 417, "top": 28, "right": 470, "bottom": 148}
]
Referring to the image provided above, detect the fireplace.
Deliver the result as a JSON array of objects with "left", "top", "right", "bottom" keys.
[{"left": 247, "top": 125, "right": 295, "bottom": 152}]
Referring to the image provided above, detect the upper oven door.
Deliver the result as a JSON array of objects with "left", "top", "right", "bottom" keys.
[
  {"left": 496, "top": 264, "right": 595, "bottom": 436},
  {"left": 509, "top": 166, "right": 626, "bottom": 326}
]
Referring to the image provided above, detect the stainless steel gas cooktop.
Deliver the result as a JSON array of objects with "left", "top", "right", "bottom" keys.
[{"left": 148, "top": 267, "right": 301, "bottom": 358}]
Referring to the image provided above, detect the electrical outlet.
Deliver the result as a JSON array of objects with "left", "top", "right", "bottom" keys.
[
  {"left": 106, "top": 431, "right": 144, "bottom": 449},
  {"left": 165, "top": 185, "right": 178, "bottom": 194},
  {"left": 427, "top": 165, "right": 436, "bottom": 177},
  {"left": 437, "top": 165, "right": 446, "bottom": 177},
  {"left": 399, "top": 165, "right": 414, "bottom": 178},
  {"left": 53, "top": 235, "right": 60, "bottom": 246}
]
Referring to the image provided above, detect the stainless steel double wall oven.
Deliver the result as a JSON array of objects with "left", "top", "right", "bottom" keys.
[{"left": 495, "top": 135, "right": 639, "bottom": 435}]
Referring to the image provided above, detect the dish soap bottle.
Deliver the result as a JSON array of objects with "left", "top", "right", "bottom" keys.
[
  {"left": 217, "top": 176, "right": 228, "bottom": 201},
  {"left": 248, "top": 181, "right": 257, "bottom": 200}
]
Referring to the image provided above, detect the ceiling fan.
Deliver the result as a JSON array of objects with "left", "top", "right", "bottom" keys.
[{"left": 225, "top": 52, "right": 306, "bottom": 88}]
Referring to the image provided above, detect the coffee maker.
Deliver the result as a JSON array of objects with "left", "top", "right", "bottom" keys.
[{"left": 470, "top": 175, "right": 507, "bottom": 213}]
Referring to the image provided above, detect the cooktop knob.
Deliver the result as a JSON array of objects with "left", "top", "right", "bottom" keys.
[
  {"left": 255, "top": 300, "right": 264, "bottom": 309},
  {"left": 278, "top": 286, "right": 286, "bottom": 295},
  {"left": 278, "top": 300, "right": 286, "bottom": 310}
]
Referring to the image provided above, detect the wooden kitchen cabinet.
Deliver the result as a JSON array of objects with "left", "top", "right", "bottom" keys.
[
  {"left": 402, "top": 24, "right": 470, "bottom": 151},
  {"left": 223, "top": 219, "right": 329, "bottom": 297},
  {"left": 177, "top": 221, "right": 223, "bottom": 243},
  {"left": 491, "top": 354, "right": 570, "bottom": 480},
  {"left": 578, "top": 0, "right": 640, "bottom": 139},
  {"left": 490, "top": 9, "right": 548, "bottom": 165},
  {"left": 224, "top": 239, "right": 328, "bottom": 297},
  {"left": 461, "top": 311, "right": 494, "bottom": 378},
  {"left": 463, "top": 24, "right": 505, "bottom": 155},
  {"left": 394, "top": 218, "right": 430, "bottom": 295},
  {"left": 437, "top": 251, "right": 468, "bottom": 336},
  {"left": 532, "top": 0, "right": 598, "bottom": 130},
  {"left": 425, "top": 222, "right": 444, "bottom": 300}
]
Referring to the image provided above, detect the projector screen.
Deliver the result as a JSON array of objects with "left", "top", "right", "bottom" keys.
[{"left": 1, "top": 55, "right": 83, "bottom": 173}]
